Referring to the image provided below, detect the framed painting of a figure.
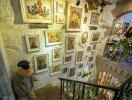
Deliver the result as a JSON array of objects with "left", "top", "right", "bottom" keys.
[
  {"left": 52, "top": 48, "right": 61, "bottom": 62},
  {"left": 25, "top": 35, "right": 40, "bottom": 52},
  {"left": 76, "top": 51, "right": 83, "bottom": 64},
  {"left": 88, "top": 11, "right": 100, "bottom": 26},
  {"left": 91, "top": 33, "right": 100, "bottom": 42},
  {"left": 50, "top": 64, "right": 60, "bottom": 75},
  {"left": 69, "top": 67, "right": 76, "bottom": 77},
  {"left": 63, "top": 55, "right": 73, "bottom": 64},
  {"left": 45, "top": 31, "right": 62, "bottom": 46},
  {"left": 20, "top": 0, "right": 53, "bottom": 23},
  {"left": 34, "top": 54, "right": 48, "bottom": 73},
  {"left": 66, "top": 35, "right": 76, "bottom": 53},
  {"left": 67, "top": 4, "right": 84, "bottom": 31}
]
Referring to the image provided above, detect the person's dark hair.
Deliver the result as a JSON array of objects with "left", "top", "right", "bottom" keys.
[{"left": 17, "top": 60, "right": 30, "bottom": 70}]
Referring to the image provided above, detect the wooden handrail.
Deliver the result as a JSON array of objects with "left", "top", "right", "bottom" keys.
[{"left": 59, "top": 77, "right": 120, "bottom": 91}]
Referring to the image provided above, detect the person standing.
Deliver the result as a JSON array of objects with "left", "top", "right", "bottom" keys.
[{"left": 12, "top": 60, "right": 36, "bottom": 100}]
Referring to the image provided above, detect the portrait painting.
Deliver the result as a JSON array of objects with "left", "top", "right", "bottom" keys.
[
  {"left": 52, "top": 48, "right": 61, "bottom": 62},
  {"left": 56, "top": 14, "right": 64, "bottom": 24},
  {"left": 91, "top": 33, "right": 100, "bottom": 42},
  {"left": 69, "top": 67, "right": 76, "bottom": 77},
  {"left": 50, "top": 64, "right": 60, "bottom": 75},
  {"left": 25, "top": 35, "right": 40, "bottom": 52},
  {"left": 56, "top": 1, "right": 65, "bottom": 14},
  {"left": 88, "top": 11, "right": 100, "bottom": 26},
  {"left": 34, "top": 54, "right": 48, "bottom": 73},
  {"left": 66, "top": 35, "right": 75, "bottom": 52},
  {"left": 76, "top": 51, "right": 83, "bottom": 64},
  {"left": 20, "top": 0, "right": 53, "bottom": 23},
  {"left": 45, "top": 31, "right": 62, "bottom": 46},
  {"left": 79, "top": 31, "right": 88, "bottom": 47},
  {"left": 67, "top": 5, "right": 83, "bottom": 31},
  {"left": 63, "top": 55, "right": 73, "bottom": 64}
]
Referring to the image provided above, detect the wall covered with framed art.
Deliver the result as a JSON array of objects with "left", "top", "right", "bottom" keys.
[{"left": 0, "top": 0, "right": 116, "bottom": 89}]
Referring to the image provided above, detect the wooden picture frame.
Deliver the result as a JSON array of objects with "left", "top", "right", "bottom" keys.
[
  {"left": 45, "top": 31, "right": 62, "bottom": 46},
  {"left": 66, "top": 35, "right": 76, "bottom": 53},
  {"left": 88, "top": 10, "right": 100, "bottom": 26},
  {"left": 25, "top": 35, "right": 40, "bottom": 52},
  {"left": 20, "top": 0, "right": 53, "bottom": 23},
  {"left": 91, "top": 33, "right": 100, "bottom": 42},
  {"left": 63, "top": 55, "right": 73, "bottom": 64},
  {"left": 76, "top": 51, "right": 84, "bottom": 64},
  {"left": 67, "top": 4, "right": 84, "bottom": 31},
  {"left": 52, "top": 48, "right": 61, "bottom": 62},
  {"left": 34, "top": 54, "right": 48, "bottom": 73},
  {"left": 50, "top": 64, "right": 60, "bottom": 75}
]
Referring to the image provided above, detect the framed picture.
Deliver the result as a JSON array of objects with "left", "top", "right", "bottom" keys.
[
  {"left": 67, "top": 4, "right": 84, "bottom": 31},
  {"left": 78, "top": 63, "right": 83, "bottom": 68},
  {"left": 56, "top": 1, "right": 65, "bottom": 14},
  {"left": 63, "top": 67, "right": 68, "bottom": 74},
  {"left": 52, "top": 48, "right": 61, "bottom": 62},
  {"left": 63, "top": 55, "right": 73, "bottom": 64},
  {"left": 56, "top": 14, "right": 65, "bottom": 24},
  {"left": 20, "top": 0, "right": 53, "bottom": 23},
  {"left": 66, "top": 35, "right": 76, "bottom": 53},
  {"left": 86, "top": 46, "right": 92, "bottom": 52},
  {"left": 84, "top": 3, "right": 88, "bottom": 13},
  {"left": 88, "top": 56, "right": 94, "bottom": 63},
  {"left": 76, "top": 51, "right": 84, "bottom": 64},
  {"left": 91, "top": 33, "right": 100, "bottom": 42},
  {"left": 88, "top": 11, "right": 100, "bottom": 26},
  {"left": 45, "top": 31, "right": 62, "bottom": 46},
  {"left": 50, "top": 64, "right": 60, "bottom": 75},
  {"left": 92, "top": 44, "right": 97, "bottom": 51},
  {"left": 69, "top": 67, "right": 76, "bottom": 77},
  {"left": 79, "top": 31, "right": 88, "bottom": 47},
  {"left": 34, "top": 54, "right": 48, "bottom": 73},
  {"left": 25, "top": 35, "right": 40, "bottom": 52}
]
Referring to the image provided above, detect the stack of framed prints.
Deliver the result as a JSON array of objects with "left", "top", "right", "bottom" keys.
[{"left": 20, "top": 0, "right": 53, "bottom": 23}]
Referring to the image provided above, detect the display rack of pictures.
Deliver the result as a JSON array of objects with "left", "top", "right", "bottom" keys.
[
  {"left": 25, "top": 35, "right": 40, "bottom": 52},
  {"left": 34, "top": 54, "right": 49, "bottom": 73},
  {"left": 20, "top": 0, "right": 53, "bottom": 23},
  {"left": 45, "top": 31, "right": 62, "bottom": 46},
  {"left": 67, "top": 4, "right": 84, "bottom": 31}
]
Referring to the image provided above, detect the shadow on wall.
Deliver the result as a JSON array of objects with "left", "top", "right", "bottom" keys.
[{"left": 10, "top": 0, "right": 23, "bottom": 24}]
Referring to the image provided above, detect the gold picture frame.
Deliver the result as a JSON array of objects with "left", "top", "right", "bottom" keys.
[
  {"left": 52, "top": 48, "right": 61, "bottom": 62},
  {"left": 45, "top": 31, "right": 62, "bottom": 46},
  {"left": 67, "top": 4, "right": 84, "bottom": 31},
  {"left": 34, "top": 54, "right": 49, "bottom": 73},
  {"left": 25, "top": 35, "right": 40, "bottom": 52},
  {"left": 20, "top": 0, "right": 53, "bottom": 23}
]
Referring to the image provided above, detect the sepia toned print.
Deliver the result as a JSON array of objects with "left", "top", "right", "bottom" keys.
[
  {"left": 50, "top": 64, "right": 60, "bottom": 75},
  {"left": 90, "top": 11, "right": 100, "bottom": 25},
  {"left": 76, "top": 51, "right": 83, "bottom": 63},
  {"left": 64, "top": 55, "right": 72, "bottom": 64},
  {"left": 52, "top": 48, "right": 61, "bottom": 61},
  {"left": 25, "top": 35, "right": 40, "bottom": 52},
  {"left": 66, "top": 36, "right": 75, "bottom": 52},
  {"left": 34, "top": 54, "right": 48, "bottom": 73},
  {"left": 20, "top": 0, "right": 53, "bottom": 23},
  {"left": 67, "top": 5, "right": 83, "bottom": 31}
]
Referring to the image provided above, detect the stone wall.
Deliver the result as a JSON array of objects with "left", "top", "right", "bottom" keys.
[{"left": 0, "top": 0, "right": 117, "bottom": 89}]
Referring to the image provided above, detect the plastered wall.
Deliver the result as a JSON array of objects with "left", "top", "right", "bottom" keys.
[{"left": 0, "top": 0, "right": 116, "bottom": 89}]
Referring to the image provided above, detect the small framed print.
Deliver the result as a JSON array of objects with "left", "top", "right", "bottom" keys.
[
  {"left": 88, "top": 10, "right": 100, "bottom": 26},
  {"left": 79, "top": 31, "right": 88, "bottom": 47},
  {"left": 66, "top": 35, "right": 76, "bottom": 53},
  {"left": 86, "top": 46, "right": 92, "bottom": 52},
  {"left": 91, "top": 33, "right": 100, "bottom": 42},
  {"left": 56, "top": 1, "right": 65, "bottom": 14},
  {"left": 78, "top": 63, "right": 83, "bottom": 68},
  {"left": 56, "top": 14, "right": 64, "bottom": 24},
  {"left": 63, "top": 55, "right": 73, "bottom": 64},
  {"left": 52, "top": 48, "right": 61, "bottom": 62},
  {"left": 88, "top": 56, "right": 94, "bottom": 63},
  {"left": 69, "top": 67, "right": 76, "bottom": 77},
  {"left": 50, "top": 64, "right": 60, "bottom": 75},
  {"left": 45, "top": 31, "right": 62, "bottom": 46},
  {"left": 25, "top": 35, "right": 40, "bottom": 52},
  {"left": 34, "top": 54, "right": 49, "bottom": 73},
  {"left": 76, "top": 51, "right": 84, "bottom": 64},
  {"left": 63, "top": 67, "right": 68, "bottom": 74}
]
